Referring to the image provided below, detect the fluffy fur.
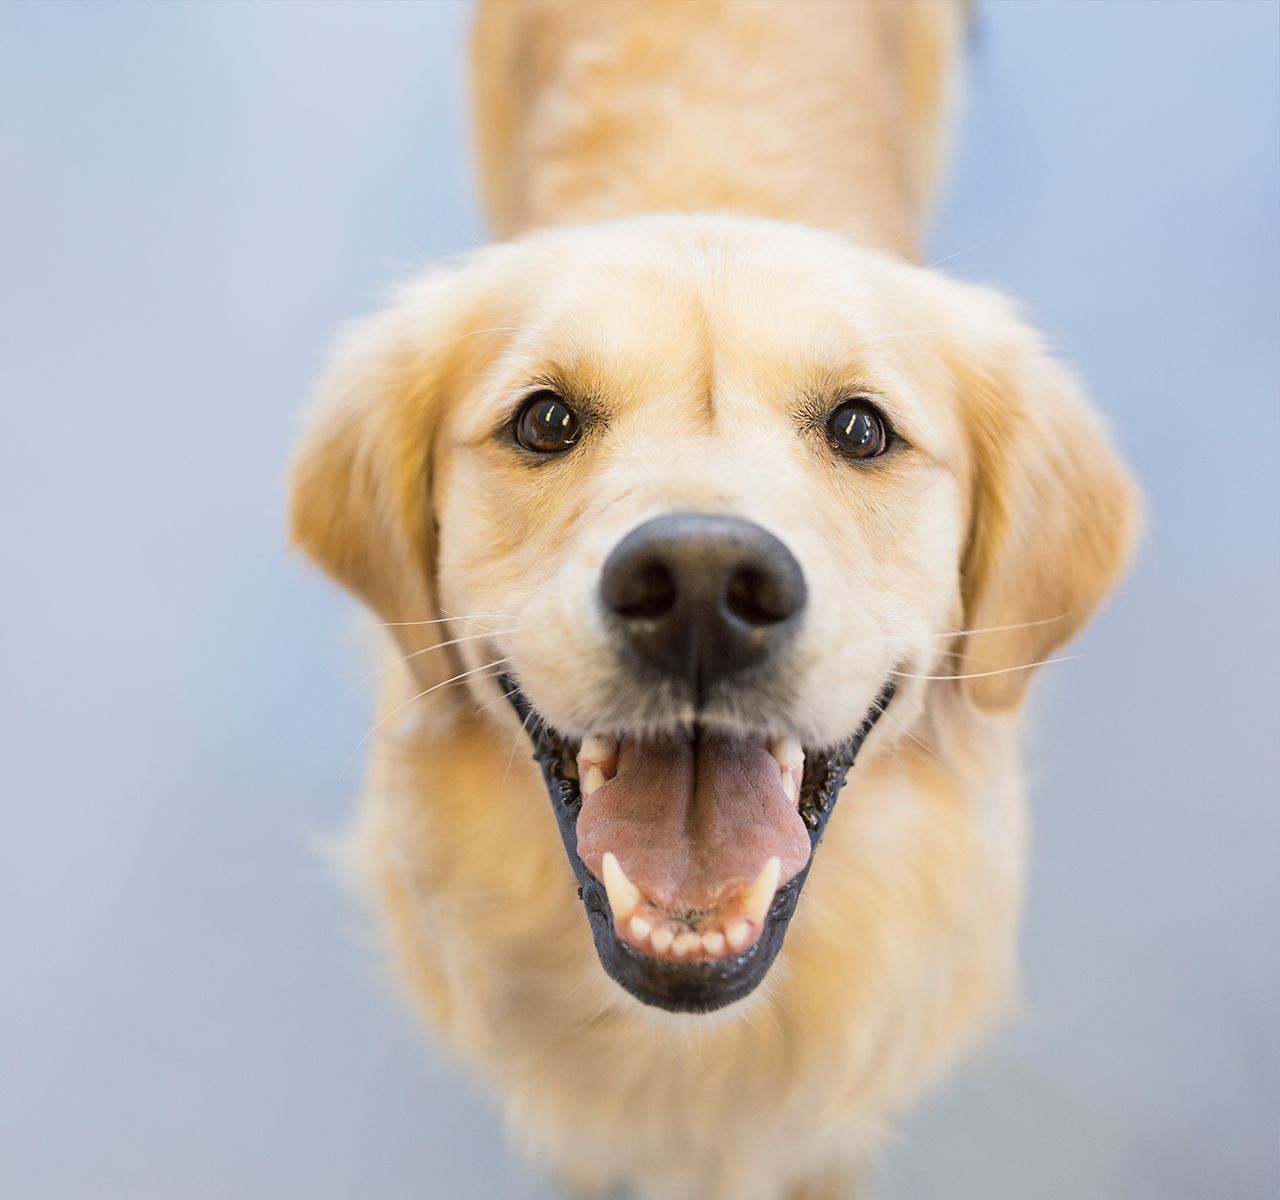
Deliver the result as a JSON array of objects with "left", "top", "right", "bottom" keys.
[{"left": 289, "top": 3, "right": 1139, "bottom": 1197}]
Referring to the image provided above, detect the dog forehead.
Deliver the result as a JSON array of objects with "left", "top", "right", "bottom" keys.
[
  {"left": 531, "top": 218, "right": 894, "bottom": 337},
  {"left": 513, "top": 223, "right": 922, "bottom": 384}
]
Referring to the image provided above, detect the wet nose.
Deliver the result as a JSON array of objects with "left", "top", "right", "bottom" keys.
[{"left": 599, "top": 512, "right": 807, "bottom": 697}]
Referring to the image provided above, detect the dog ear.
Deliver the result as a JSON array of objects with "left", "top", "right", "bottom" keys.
[
  {"left": 288, "top": 265, "right": 497, "bottom": 635},
  {"left": 949, "top": 312, "right": 1142, "bottom": 712}
]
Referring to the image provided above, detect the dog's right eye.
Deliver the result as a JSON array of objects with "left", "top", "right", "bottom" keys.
[
  {"left": 826, "top": 398, "right": 891, "bottom": 460},
  {"left": 514, "top": 392, "right": 582, "bottom": 454}
]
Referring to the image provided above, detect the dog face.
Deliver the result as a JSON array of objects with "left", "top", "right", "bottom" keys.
[{"left": 292, "top": 215, "right": 1137, "bottom": 1011}]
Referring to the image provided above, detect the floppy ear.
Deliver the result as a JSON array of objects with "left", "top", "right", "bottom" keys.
[
  {"left": 289, "top": 265, "right": 499, "bottom": 650},
  {"left": 951, "top": 317, "right": 1142, "bottom": 712}
]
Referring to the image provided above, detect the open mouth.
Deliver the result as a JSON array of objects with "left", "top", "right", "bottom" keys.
[{"left": 504, "top": 678, "right": 895, "bottom": 1013}]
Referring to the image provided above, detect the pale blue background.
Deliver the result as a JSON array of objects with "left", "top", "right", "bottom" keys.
[{"left": 1, "top": 2, "right": 1276, "bottom": 1197}]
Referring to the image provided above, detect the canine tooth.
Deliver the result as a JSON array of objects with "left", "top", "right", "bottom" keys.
[
  {"left": 781, "top": 772, "right": 798, "bottom": 803},
  {"left": 672, "top": 931, "right": 701, "bottom": 958},
  {"left": 582, "top": 766, "right": 606, "bottom": 797},
  {"left": 651, "top": 926, "right": 674, "bottom": 954},
  {"left": 726, "top": 918, "right": 751, "bottom": 952},
  {"left": 702, "top": 931, "right": 725, "bottom": 955},
  {"left": 580, "top": 734, "right": 616, "bottom": 765},
  {"left": 742, "top": 856, "right": 781, "bottom": 927},
  {"left": 770, "top": 735, "right": 804, "bottom": 771},
  {"left": 629, "top": 914, "right": 652, "bottom": 943},
  {"left": 601, "top": 852, "right": 641, "bottom": 920}
]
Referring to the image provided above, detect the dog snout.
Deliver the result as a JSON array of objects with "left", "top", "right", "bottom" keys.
[{"left": 599, "top": 512, "right": 807, "bottom": 697}]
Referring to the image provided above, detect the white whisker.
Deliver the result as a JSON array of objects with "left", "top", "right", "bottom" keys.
[
  {"left": 431, "top": 665, "right": 511, "bottom": 699},
  {"left": 339, "top": 613, "right": 515, "bottom": 640},
  {"left": 925, "top": 239, "right": 985, "bottom": 270},
  {"left": 890, "top": 654, "right": 1080, "bottom": 683},
  {"left": 474, "top": 682, "right": 523, "bottom": 717},
  {"left": 947, "top": 616, "right": 1067, "bottom": 638},
  {"left": 498, "top": 703, "right": 535, "bottom": 799},
  {"left": 857, "top": 616, "right": 1067, "bottom": 644},
  {"left": 904, "top": 729, "right": 955, "bottom": 772},
  {"left": 346, "top": 628, "right": 517, "bottom": 693},
  {"left": 440, "top": 608, "right": 517, "bottom": 634},
  {"left": 340, "top": 657, "right": 510, "bottom": 778},
  {"left": 442, "top": 323, "right": 524, "bottom": 348}
]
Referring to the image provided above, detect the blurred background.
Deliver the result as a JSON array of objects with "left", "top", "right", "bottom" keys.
[{"left": 2, "top": 2, "right": 1276, "bottom": 1197}]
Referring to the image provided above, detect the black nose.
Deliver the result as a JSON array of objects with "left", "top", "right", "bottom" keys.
[{"left": 600, "top": 513, "right": 807, "bottom": 697}]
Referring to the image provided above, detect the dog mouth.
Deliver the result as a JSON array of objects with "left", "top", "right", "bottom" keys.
[{"left": 503, "top": 677, "right": 895, "bottom": 1013}]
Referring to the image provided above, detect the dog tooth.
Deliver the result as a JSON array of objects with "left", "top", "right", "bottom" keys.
[
  {"left": 742, "top": 856, "right": 781, "bottom": 927},
  {"left": 582, "top": 766, "right": 606, "bottom": 797},
  {"left": 651, "top": 926, "right": 674, "bottom": 954},
  {"left": 770, "top": 735, "right": 804, "bottom": 771},
  {"left": 629, "top": 914, "right": 652, "bottom": 943},
  {"left": 702, "top": 931, "right": 725, "bottom": 955},
  {"left": 725, "top": 918, "right": 752, "bottom": 952},
  {"left": 601, "top": 852, "right": 641, "bottom": 921},
  {"left": 672, "top": 931, "right": 701, "bottom": 958},
  {"left": 781, "top": 772, "right": 798, "bottom": 804}
]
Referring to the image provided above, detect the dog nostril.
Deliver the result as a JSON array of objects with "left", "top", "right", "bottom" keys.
[
  {"left": 725, "top": 565, "right": 797, "bottom": 626},
  {"left": 600, "top": 513, "right": 807, "bottom": 695},
  {"left": 605, "top": 558, "right": 678, "bottom": 620}
]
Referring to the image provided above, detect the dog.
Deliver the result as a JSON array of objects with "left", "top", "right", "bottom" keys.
[{"left": 289, "top": 2, "right": 1140, "bottom": 1196}]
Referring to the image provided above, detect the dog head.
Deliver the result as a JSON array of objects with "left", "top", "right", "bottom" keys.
[{"left": 291, "top": 215, "right": 1138, "bottom": 1011}]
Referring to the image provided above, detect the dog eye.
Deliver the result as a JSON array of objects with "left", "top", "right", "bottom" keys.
[
  {"left": 514, "top": 392, "right": 582, "bottom": 453},
  {"left": 826, "top": 399, "right": 890, "bottom": 459}
]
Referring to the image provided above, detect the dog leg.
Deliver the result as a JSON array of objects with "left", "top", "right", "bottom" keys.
[
  {"left": 560, "top": 1165, "right": 624, "bottom": 1200},
  {"left": 784, "top": 1161, "right": 870, "bottom": 1200}
]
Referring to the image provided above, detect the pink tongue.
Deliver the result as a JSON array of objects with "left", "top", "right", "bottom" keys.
[{"left": 575, "top": 731, "right": 812, "bottom": 913}]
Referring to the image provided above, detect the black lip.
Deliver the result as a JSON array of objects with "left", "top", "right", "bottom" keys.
[{"left": 503, "top": 679, "right": 896, "bottom": 1013}]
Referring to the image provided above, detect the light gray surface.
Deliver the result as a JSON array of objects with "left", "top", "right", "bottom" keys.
[{"left": 1, "top": 2, "right": 1276, "bottom": 1197}]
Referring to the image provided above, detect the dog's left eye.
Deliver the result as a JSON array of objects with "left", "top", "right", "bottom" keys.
[
  {"left": 826, "top": 399, "right": 890, "bottom": 459},
  {"left": 514, "top": 391, "right": 582, "bottom": 453}
]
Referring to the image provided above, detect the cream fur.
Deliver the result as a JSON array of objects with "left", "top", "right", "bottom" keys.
[{"left": 289, "top": 3, "right": 1139, "bottom": 1197}]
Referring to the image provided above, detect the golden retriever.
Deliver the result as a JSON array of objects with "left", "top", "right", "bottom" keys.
[{"left": 289, "top": 2, "right": 1139, "bottom": 1196}]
